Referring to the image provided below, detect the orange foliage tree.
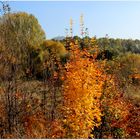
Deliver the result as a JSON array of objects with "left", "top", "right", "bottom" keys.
[
  {"left": 60, "top": 40, "right": 105, "bottom": 138},
  {"left": 93, "top": 68, "right": 134, "bottom": 139}
]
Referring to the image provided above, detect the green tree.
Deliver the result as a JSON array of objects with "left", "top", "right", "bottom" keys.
[
  {"left": 35, "top": 40, "right": 67, "bottom": 79},
  {"left": 0, "top": 11, "right": 46, "bottom": 137},
  {"left": 0, "top": 12, "right": 46, "bottom": 78}
]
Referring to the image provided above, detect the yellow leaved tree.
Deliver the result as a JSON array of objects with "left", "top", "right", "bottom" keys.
[{"left": 60, "top": 39, "right": 105, "bottom": 138}]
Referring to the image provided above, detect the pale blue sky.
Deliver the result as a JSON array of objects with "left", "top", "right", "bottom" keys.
[{"left": 8, "top": 1, "right": 140, "bottom": 39}]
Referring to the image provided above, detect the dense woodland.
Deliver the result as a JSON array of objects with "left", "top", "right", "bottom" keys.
[{"left": 0, "top": 2, "right": 140, "bottom": 138}]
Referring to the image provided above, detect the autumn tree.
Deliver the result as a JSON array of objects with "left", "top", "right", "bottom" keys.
[
  {"left": 0, "top": 9, "right": 46, "bottom": 137},
  {"left": 0, "top": 12, "right": 45, "bottom": 78},
  {"left": 93, "top": 74, "right": 132, "bottom": 138},
  {"left": 59, "top": 40, "right": 105, "bottom": 138},
  {"left": 93, "top": 52, "right": 140, "bottom": 139}
]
